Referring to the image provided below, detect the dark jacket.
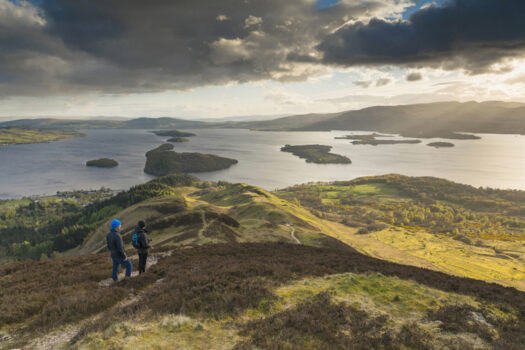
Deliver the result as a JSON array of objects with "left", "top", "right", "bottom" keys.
[
  {"left": 135, "top": 227, "right": 151, "bottom": 254},
  {"left": 106, "top": 229, "right": 127, "bottom": 260}
]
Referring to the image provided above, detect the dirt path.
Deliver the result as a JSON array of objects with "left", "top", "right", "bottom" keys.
[
  {"left": 98, "top": 250, "right": 171, "bottom": 287},
  {"left": 24, "top": 251, "right": 173, "bottom": 349},
  {"left": 286, "top": 223, "right": 301, "bottom": 244}
]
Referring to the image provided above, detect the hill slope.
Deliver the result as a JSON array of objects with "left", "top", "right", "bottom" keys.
[
  {"left": 2, "top": 174, "right": 525, "bottom": 349},
  {"left": 2, "top": 243, "right": 524, "bottom": 349},
  {"left": 244, "top": 101, "right": 525, "bottom": 137},
  {"left": 277, "top": 174, "right": 525, "bottom": 290}
]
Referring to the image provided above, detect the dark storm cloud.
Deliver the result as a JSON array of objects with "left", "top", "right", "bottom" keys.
[
  {"left": 3, "top": 0, "right": 525, "bottom": 98},
  {"left": 316, "top": 0, "right": 525, "bottom": 73},
  {"left": 0, "top": 0, "right": 391, "bottom": 96}
]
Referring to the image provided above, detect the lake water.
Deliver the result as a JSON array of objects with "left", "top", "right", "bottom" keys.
[{"left": 1, "top": 128, "right": 525, "bottom": 198}]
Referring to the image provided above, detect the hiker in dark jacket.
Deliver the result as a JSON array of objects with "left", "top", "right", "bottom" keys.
[
  {"left": 134, "top": 220, "right": 151, "bottom": 274},
  {"left": 106, "top": 219, "right": 132, "bottom": 281}
]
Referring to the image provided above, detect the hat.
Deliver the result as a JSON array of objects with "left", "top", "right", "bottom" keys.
[
  {"left": 138, "top": 220, "right": 146, "bottom": 228},
  {"left": 111, "top": 219, "right": 121, "bottom": 230}
]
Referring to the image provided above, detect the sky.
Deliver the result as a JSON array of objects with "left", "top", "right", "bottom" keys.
[{"left": 1, "top": 0, "right": 525, "bottom": 119}]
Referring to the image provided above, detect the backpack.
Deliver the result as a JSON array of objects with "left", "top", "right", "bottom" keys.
[{"left": 132, "top": 232, "right": 141, "bottom": 249}]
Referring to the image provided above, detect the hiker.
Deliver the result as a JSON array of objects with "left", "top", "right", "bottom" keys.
[
  {"left": 106, "top": 219, "right": 132, "bottom": 282},
  {"left": 133, "top": 220, "right": 151, "bottom": 274}
]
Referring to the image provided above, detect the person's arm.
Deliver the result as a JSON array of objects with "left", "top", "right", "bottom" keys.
[
  {"left": 116, "top": 235, "right": 127, "bottom": 261},
  {"left": 106, "top": 235, "right": 111, "bottom": 251}
]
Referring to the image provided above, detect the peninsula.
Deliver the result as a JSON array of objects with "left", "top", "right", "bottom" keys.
[
  {"left": 144, "top": 144, "right": 238, "bottom": 176},
  {"left": 281, "top": 144, "right": 351, "bottom": 164},
  {"left": 0, "top": 128, "right": 86, "bottom": 146},
  {"left": 86, "top": 158, "right": 119, "bottom": 168},
  {"left": 336, "top": 133, "right": 421, "bottom": 146}
]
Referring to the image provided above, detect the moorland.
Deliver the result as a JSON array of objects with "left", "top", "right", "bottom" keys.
[{"left": 0, "top": 174, "right": 524, "bottom": 349}]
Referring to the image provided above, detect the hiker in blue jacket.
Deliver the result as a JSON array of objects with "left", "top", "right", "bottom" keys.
[{"left": 106, "top": 219, "right": 132, "bottom": 282}]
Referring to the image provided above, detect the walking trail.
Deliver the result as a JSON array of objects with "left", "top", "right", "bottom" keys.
[{"left": 24, "top": 250, "right": 173, "bottom": 350}]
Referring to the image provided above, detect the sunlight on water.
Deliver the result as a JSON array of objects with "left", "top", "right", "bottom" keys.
[{"left": 0, "top": 128, "right": 524, "bottom": 198}]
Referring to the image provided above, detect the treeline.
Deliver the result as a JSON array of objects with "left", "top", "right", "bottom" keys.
[{"left": 0, "top": 174, "right": 198, "bottom": 261}]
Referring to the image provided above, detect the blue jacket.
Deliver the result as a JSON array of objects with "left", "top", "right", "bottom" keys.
[{"left": 106, "top": 229, "right": 127, "bottom": 260}]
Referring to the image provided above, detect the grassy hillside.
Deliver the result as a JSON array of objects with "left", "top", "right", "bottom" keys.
[
  {"left": 243, "top": 101, "right": 525, "bottom": 137},
  {"left": 0, "top": 128, "right": 86, "bottom": 146},
  {"left": 2, "top": 175, "right": 525, "bottom": 348},
  {"left": 277, "top": 175, "right": 525, "bottom": 290}
]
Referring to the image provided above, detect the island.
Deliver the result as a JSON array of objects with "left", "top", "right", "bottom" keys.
[
  {"left": 144, "top": 144, "right": 238, "bottom": 176},
  {"left": 406, "top": 131, "right": 481, "bottom": 140},
  {"left": 335, "top": 133, "right": 392, "bottom": 140},
  {"left": 167, "top": 137, "right": 189, "bottom": 143},
  {"left": 427, "top": 142, "right": 455, "bottom": 148},
  {"left": 352, "top": 139, "right": 422, "bottom": 146},
  {"left": 335, "top": 133, "right": 421, "bottom": 146},
  {"left": 0, "top": 127, "right": 86, "bottom": 146},
  {"left": 280, "top": 144, "right": 351, "bottom": 164},
  {"left": 152, "top": 129, "right": 196, "bottom": 138},
  {"left": 86, "top": 158, "right": 119, "bottom": 168}
]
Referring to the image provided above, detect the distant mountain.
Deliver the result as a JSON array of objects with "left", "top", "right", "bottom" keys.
[
  {"left": 0, "top": 117, "right": 211, "bottom": 130},
  {"left": 197, "top": 114, "right": 289, "bottom": 122},
  {"left": 4, "top": 101, "right": 525, "bottom": 136},
  {"left": 241, "top": 101, "right": 525, "bottom": 137},
  {"left": 233, "top": 112, "right": 342, "bottom": 131},
  {"left": 124, "top": 117, "right": 209, "bottom": 129}
]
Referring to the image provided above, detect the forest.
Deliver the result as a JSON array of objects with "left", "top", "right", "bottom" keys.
[
  {"left": 277, "top": 175, "right": 525, "bottom": 241},
  {"left": 0, "top": 175, "right": 197, "bottom": 261}
]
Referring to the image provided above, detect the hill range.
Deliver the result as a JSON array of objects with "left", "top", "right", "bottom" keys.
[{"left": 3, "top": 101, "right": 525, "bottom": 138}]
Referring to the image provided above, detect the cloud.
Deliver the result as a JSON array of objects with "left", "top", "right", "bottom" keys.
[
  {"left": 0, "top": 0, "right": 404, "bottom": 97},
  {"left": 505, "top": 74, "right": 525, "bottom": 85},
  {"left": 6, "top": 0, "right": 525, "bottom": 99},
  {"left": 354, "top": 80, "right": 372, "bottom": 88},
  {"left": 244, "top": 15, "right": 262, "bottom": 28},
  {"left": 406, "top": 72, "right": 423, "bottom": 81},
  {"left": 316, "top": 0, "right": 525, "bottom": 73},
  {"left": 264, "top": 88, "right": 303, "bottom": 105},
  {"left": 375, "top": 78, "right": 392, "bottom": 87},
  {"left": 354, "top": 77, "right": 392, "bottom": 88},
  {"left": 210, "top": 38, "right": 252, "bottom": 65}
]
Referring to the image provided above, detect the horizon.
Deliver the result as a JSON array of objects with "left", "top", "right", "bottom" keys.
[{"left": 1, "top": 99, "right": 524, "bottom": 122}]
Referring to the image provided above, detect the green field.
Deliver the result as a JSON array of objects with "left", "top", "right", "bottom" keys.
[{"left": 0, "top": 128, "right": 86, "bottom": 146}]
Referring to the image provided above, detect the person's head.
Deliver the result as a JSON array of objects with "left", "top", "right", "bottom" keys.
[
  {"left": 111, "top": 219, "right": 122, "bottom": 231},
  {"left": 138, "top": 220, "right": 146, "bottom": 229}
]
